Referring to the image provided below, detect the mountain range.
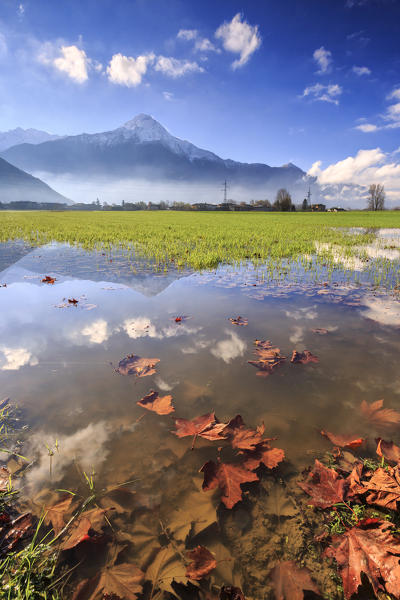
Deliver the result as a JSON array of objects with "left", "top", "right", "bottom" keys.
[
  {"left": 1, "top": 114, "right": 312, "bottom": 204},
  {"left": 0, "top": 128, "right": 60, "bottom": 152}
]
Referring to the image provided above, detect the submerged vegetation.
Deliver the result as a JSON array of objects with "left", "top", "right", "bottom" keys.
[{"left": 0, "top": 210, "right": 400, "bottom": 286}]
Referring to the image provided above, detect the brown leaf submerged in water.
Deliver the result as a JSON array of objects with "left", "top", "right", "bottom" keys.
[
  {"left": 44, "top": 496, "right": 73, "bottom": 535},
  {"left": 61, "top": 508, "right": 109, "bottom": 550},
  {"left": 270, "top": 560, "right": 320, "bottom": 600},
  {"left": 185, "top": 545, "right": 217, "bottom": 580},
  {"left": 298, "top": 459, "right": 346, "bottom": 508},
  {"left": 219, "top": 586, "right": 246, "bottom": 600},
  {"left": 174, "top": 412, "right": 228, "bottom": 449},
  {"left": 325, "top": 520, "right": 400, "bottom": 599},
  {"left": 200, "top": 460, "right": 258, "bottom": 509},
  {"left": 321, "top": 430, "right": 364, "bottom": 450},
  {"left": 72, "top": 564, "right": 144, "bottom": 600},
  {"left": 0, "top": 513, "right": 34, "bottom": 556},
  {"left": 360, "top": 399, "right": 400, "bottom": 428},
  {"left": 248, "top": 339, "right": 286, "bottom": 377},
  {"left": 137, "top": 390, "right": 174, "bottom": 415},
  {"left": 290, "top": 350, "right": 319, "bottom": 364},
  {"left": 0, "top": 467, "right": 10, "bottom": 492},
  {"left": 115, "top": 354, "right": 160, "bottom": 377}
]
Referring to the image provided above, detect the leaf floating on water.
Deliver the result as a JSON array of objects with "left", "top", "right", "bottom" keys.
[
  {"left": 68, "top": 298, "right": 79, "bottom": 305},
  {"left": 229, "top": 316, "right": 248, "bottom": 326},
  {"left": 243, "top": 445, "right": 285, "bottom": 472},
  {"left": 41, "top": 275, "right": 56, "bottom": 284},
  {"left": 44, "top": 496, "right": 73, "bottom": 536},
  {"left": 248, "top": 340, "right": 286, "bottom": 377},
  {"left": 185, "top": 545, "right": 217, "bottom": 580},
  {"left": 174, "top": 315, "right": 189, "bottom": 323},
  {"left": 354, "top": 465, "right": 400, "bottom": 510},
  {"left": 146, "top": 545, "right": 188, "bottom": 595},
  {"left": 321, "top": 430, "right": 364, "bottom": 450},
  {"left": 137, "top": 390, "right": 174, "bottom": 415},
  {"left": 61, "top": 508, "right": 108, "bottom": 550},
  {"left": 200, "top": 460, "right": 258, "bottom": 509},
  {"left": 224, "top": 415, "right": 265, "bottom": 451},
  {"left": 270, "top": 560, "right": 320, "bottom": 600},
  {"left": 290, "top": 350, "right": 319, "bottom": 364},
  {"left": 324, "top": 521, "right": 400, "bottom": 600},
  {"left": 298, "top": 459, "right": 346, "bottom": 508},
  {"left": 115, "top": 354, "right": 160, "bottom": 377},
  {"left": 173, "top": 412, "right": 228, "bottom": 449},
  {"left": 360, "top": 399, "right": 400, "bottom": 428},
  {"left": 376, "top": 438, "right": 400, "bottom": 464},
  {"left": 311, "top": 327, "right": 329, "bottom": 335}
]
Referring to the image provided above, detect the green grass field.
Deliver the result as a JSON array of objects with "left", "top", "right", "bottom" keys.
[{"left": 0, "top": 210, "right": 399, "bottom": 276}]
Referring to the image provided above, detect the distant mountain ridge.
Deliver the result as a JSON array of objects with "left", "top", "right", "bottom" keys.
[
  {"left": 0, "top": 156, "right": 70, "bottom": 204},
  {"left": 1, "top": 114, "right": 308, "bottom": 195},
  {"left": 0, "top": 128, "right": 60, "bottom": 152}
]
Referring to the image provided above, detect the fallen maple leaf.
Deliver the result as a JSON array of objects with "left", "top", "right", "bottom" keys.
[
  {"left": 61, "top": 508, "right": 108, "bottom": 550},
  {"left": 200, "top": 460, "right": 258, "bottom": 509},
  {"left": 248, "top": 340, "right": 286, "bottom": 377},
  {"left": 360, "top": 399, "right": 400, "bottom": 428},
  {"left": 224, "top": 415, "right": 265, "bottom": 451},
  {"left": 311, "top": 328, "right": 329, "bottom": 335},
  {"left": 229, "top": 316, "right": 248, "bottom": 326},
  {"left": 298, "top": 459, "right": 347, "bottom": 508},
  {"left": 72, "top": 564, "right": 144, "bottom": 600},
  {"left": 290, "top": 350, "right": 319, "bottom": 364},
  {"left": 44, "top": 496, "right": 73, "bottom": 536},
  {"left": 356, "top": 465, "right": 400, "bottom": 510},
  {"left": 41, "top": 276, "right": 56, "bottom": 284},
  {"left": 137, "top": 390, "right": 174, "bottom": 415},
  {"left": 68, "top": 298, "right": 79, "bottom": 305},
  {"left": 115, "top": 354, "right": 160, "bottom": 377},
  {"left": 174, "top": 412, "right": 228, "bottom": 449},
  {"left": 321, "top": 430, "right": 364, "bottom": 450},
  {"left": 269, "top": 560, "right": 320, "bottom": 600},
  {"left": 185, "top": 545, "right": 217, "bottom": 580},
  {"left": 243, "top": 445, "right": 285, "bottom": 471},
  {"left": 376, "top": 438, "right": 400, "bottom": 464},
  {"left": 325, "top": 521, "right": 400, "bottom": 599}
]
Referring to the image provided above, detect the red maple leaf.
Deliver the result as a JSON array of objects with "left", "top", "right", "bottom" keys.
[
  {"left": 298, "top": 459, "right": 347, "bottom": 508},
  {"left": 290, "top": 350, "right": 319, "bottom": 364},
  {"left": 173, "top": 412, "right": 228, "bottom": 449},
  {"left": 248, "top": 340, "right": 286, "bottom": 377},
  {"left": 376, "top": 438, "right": 400, "bottom": 464},
  {"left": 321, "top": 430, "right": 364, "bottom": 450},
  {"left": 325, "top": 521, "right": 400, "bottom": 599},
  {"left": 200, "top": 460, "right": 258, "bottom": 509}
]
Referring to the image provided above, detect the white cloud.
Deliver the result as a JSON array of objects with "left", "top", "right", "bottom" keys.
[
  {"left": 313, "top": 47, "right": 332, "bottom": 74},
  {"left": 177, "top": 29, "right": 198, "bottom": 41},
  {"left": 215, "top": 13, "right": 261, "bottom": 69},
  {"left": 289, "top": 326, "right": 305, "bottom": 344},
  {"left": 123, "top": 316, "right": 201, "bottom": 340},
  {"left": 81, "top": 319, "right": 109, "bottom": 344},
  {"left": 107, "top": 52, "right": 155, "bottom": 87},
  {"left": 0, "top": 346, "right": 38, "bottom": 370},
  {"left": 388, "top": 88, "right": 400, "bottom": 101},
  {"left": 355, "top": 123, "right": 378, "bottom": 132},
  {"left": 302, "top": 83, "right": 342, "bottom": 105},
  {"left": 210, "top": 330, "right": 246, "bottom": 363},
  {"left": 308, "top": 148, "right": 400, "bottom": 201},
  {"left": 163, "top": 91, "right": 174, "bottom": 101},
  {"left": 361, "top": 296, "right": 400, "bottom": 328},
  {"left": 155, "top": 56, "right": 204, "bottom": 77},
  {"left": 38, "top": 43, "right": 97, "bottom": 83},
  {"left": 352, "top": 65, "right": 371, "bottom": 76},
  {"left": 178, "top": 28, "right": 219, "bottom": 53},
  {"left": 285, "top": 306, "right": 318, "bottom": 321}
]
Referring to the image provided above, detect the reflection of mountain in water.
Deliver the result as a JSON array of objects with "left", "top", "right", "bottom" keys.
[
  {"left": 0, "top": 243, "right": 190, "bottom": 297},
  {"left": 0, "top": 241, "right": 34, "bottom": 273}
]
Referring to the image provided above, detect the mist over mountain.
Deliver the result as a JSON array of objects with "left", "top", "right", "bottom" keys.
[
  {"left": 0, "top": 156, "right": 70, "bottom": 204},
  {"left": 1, "top": 114, "right": 315, "bottom": 204},
  {"left": 0, "top": 128, "right": 61, "bottom": 152}
]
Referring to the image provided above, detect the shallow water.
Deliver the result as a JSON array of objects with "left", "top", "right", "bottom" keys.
[{"left": 1, "top": 239, "right": 400, "bottom": 598}]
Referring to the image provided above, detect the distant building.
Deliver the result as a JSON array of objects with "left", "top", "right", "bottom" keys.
[
  {"left": 327, "top": 207, "right": 346, "bottom": 212},
  {"left": 192, "top": 203, "right": 216, "bottom": 211},
  {"left": 311, "top": 203, "right": 326, "bottom": 212}
]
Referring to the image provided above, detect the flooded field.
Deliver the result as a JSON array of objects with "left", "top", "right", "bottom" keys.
[{"left": 1, "top": 234, "right": 400, "bottom": 599}]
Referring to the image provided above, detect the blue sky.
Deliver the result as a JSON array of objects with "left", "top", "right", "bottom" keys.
[{"left": 0, "top": 0, "right": 400, "bottom": 200}]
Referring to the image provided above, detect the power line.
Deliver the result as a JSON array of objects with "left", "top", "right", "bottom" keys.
[{"left": 221, "top": 180, "right": 229, "bottom": 203}]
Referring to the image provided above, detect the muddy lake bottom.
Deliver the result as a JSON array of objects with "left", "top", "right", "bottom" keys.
[{"left": 1, "top": 240, "right": 400, "bottom": 599}]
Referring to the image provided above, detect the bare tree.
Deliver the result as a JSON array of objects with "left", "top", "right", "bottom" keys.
[
  {"left": 367, "top": 184, "right": 385, "bottom": 211},
  {"left": 274, "top": 188, "right": 293, "bottom": 211}
]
